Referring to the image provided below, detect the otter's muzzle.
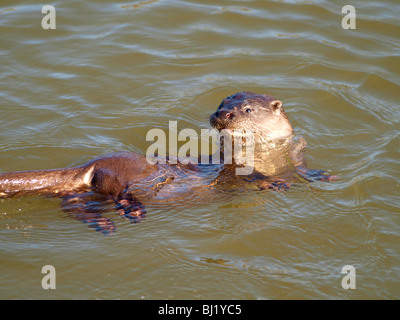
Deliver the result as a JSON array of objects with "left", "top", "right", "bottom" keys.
[{"left": 210, "top": 110, "right": 235, "bottom": 130}]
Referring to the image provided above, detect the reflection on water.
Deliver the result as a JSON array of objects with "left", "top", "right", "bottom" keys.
[{"left": 0, "top": 0, "right": 399, "bottom": 299}]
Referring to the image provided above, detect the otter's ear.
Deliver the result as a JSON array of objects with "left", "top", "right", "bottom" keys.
[{"left": 271, "top": 100, "right": 282, "bottom": 115}]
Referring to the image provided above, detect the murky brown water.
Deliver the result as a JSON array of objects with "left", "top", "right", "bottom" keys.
[{"left": 1, "top": 0, "right": 399, "bottom": 299}]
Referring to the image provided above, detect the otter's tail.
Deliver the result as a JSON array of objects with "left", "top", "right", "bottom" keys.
[{"left": 0, "top": 167, "right": 92, "bottom": 198}]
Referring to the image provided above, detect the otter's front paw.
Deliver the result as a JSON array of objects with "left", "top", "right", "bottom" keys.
[
  {"left": 87, "top": 216, "right": 116, "bottom": 235},
  {"left": 301, "top": 169, "right": 338, "bottom": 182},
  {"left": 70, "top": 212, "right": 116, "bottom": 235},
  {"left": 115, "top": 194, "right": 146, "bottom": 223},
  {"left": 259, "top": 179, "right": 290, "bottom": 191}
]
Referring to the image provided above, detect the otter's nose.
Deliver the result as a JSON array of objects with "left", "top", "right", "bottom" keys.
[{"left": 216, "top": 110, "right": 234, "bottom": 120}]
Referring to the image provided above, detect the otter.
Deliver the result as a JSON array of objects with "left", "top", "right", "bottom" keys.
[{"left": 0, "top": 92, "right": 336, "bottom": 234}]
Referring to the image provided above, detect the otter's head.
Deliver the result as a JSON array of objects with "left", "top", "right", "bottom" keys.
[{"left": 210, "top": 91, "right": 294, "bottom": 141}]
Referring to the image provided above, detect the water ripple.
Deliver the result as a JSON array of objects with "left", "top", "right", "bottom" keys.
[{"left": 0, "top": 0, "right": 399, "bottom": 299}]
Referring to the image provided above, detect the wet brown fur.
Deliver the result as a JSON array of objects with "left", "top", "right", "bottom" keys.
[{"left": 0, "top": 92, "right": 336, "bottom": 233}]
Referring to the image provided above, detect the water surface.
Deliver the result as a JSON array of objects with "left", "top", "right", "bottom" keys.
[{"left": 0, "top": 0, "right": 399, "bottom": 299}]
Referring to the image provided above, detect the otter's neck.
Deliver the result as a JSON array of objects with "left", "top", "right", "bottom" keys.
[
  {"left": 251, "top": 137, "right": 293, "bottom": 176},
  {"left": 222, "top": 134, "right": 299, "bottom": 177}
]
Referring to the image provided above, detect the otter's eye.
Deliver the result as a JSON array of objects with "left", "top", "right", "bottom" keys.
[{"left": 246, "top": 108, "right": 252, "bottom": 113}]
